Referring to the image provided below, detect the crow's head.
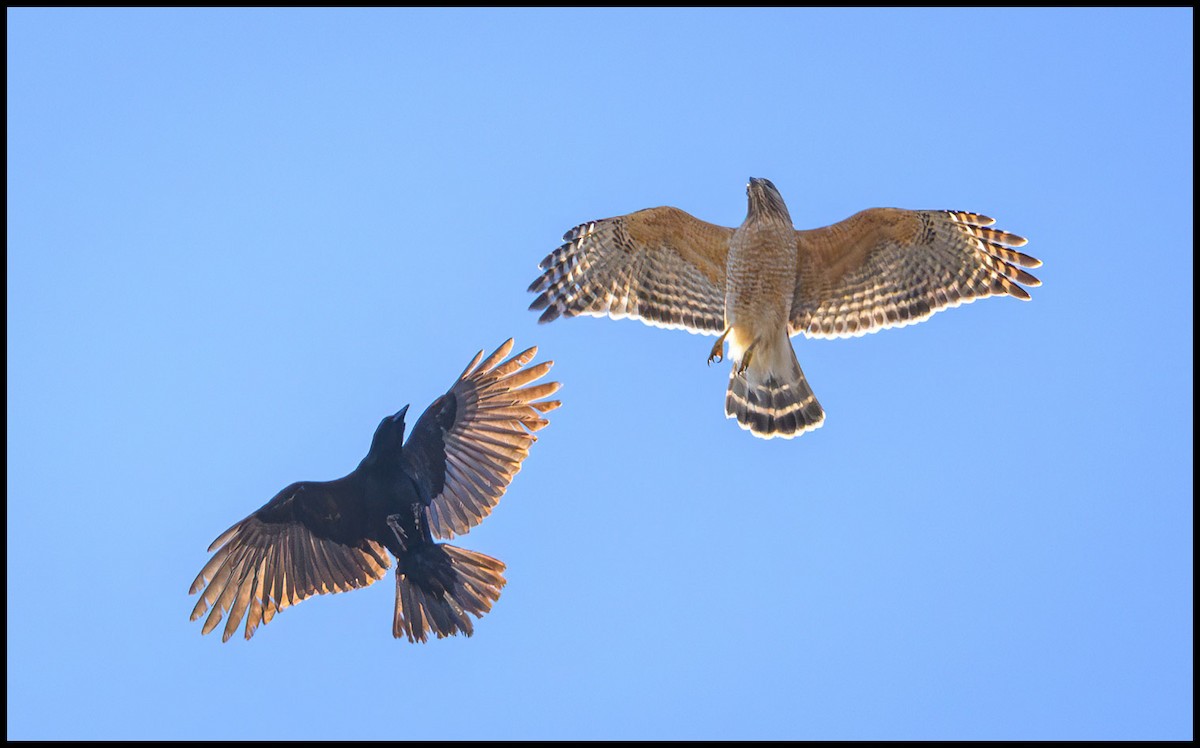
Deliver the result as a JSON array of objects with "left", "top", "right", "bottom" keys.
[{"left": 362, "top": 404, "right": 409, "bottom": 466}]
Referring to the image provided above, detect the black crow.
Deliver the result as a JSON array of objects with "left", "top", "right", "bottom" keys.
[{"left": 189, "top": 339, "right": 561, "bottom": 642}]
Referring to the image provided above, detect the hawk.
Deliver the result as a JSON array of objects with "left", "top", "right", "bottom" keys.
[
  {"left": 528, "top": 178, "right": 1040, "bottom": 439},
  {"left": 189, "top": 339, "right": 561, "bottom": 642}
]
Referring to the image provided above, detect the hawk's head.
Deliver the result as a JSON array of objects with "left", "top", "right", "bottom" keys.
[{"left": 746, "top": 177, "right": 793, "bottom": 225}]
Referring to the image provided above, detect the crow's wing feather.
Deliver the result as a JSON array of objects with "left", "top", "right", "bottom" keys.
[
  {"left": 188, "top": 477, "right": 390, "bottom": 641},
  {"left": 402, "top": 339, "right": 560, "bottom": 540}
]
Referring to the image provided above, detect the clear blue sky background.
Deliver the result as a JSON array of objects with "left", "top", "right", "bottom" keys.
[{"left": 7, "top": 8, "right": 1193, "bottom": 740}]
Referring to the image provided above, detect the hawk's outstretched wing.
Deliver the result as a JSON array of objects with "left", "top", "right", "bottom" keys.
[
  {"left": 402, "top": 339, "right": 561, "bottom": 540},
  {"left": 528, "top": 206, "right": 734, "bottom": 335},
  {"left": 789, "top": 209, "right": 1041, "bottom": 339},
  {"left": 189, "top": 478, "right": 392, "bottom": 642}
]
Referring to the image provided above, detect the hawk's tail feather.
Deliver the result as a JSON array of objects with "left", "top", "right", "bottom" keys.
[
  {"left": 725, "top": 334, "right": 824, "bottom": 439},
  {"left": 393, "top": 544, "right": 506, "bottom": 643}
]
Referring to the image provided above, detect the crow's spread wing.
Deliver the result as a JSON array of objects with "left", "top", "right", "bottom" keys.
[
  {"left": 402, "top": 339, "right": 560, "bottom": 539},
  {"left": 189, "top": 477, "right": 390, "bottom": 641}
]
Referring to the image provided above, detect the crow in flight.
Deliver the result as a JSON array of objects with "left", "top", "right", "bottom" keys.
[{"left": 189, "top": 339, "right": 560, "bottom": 642}]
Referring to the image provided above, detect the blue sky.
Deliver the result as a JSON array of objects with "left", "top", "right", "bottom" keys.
[{"left": 7, "top": 7, "right": 1192, "bottom": 740}]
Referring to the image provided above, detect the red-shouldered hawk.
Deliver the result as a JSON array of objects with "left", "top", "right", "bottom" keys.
[{"left": 528, "top": 178, "right": 1039, "bottom": 439}]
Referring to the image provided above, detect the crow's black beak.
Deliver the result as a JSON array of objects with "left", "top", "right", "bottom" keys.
[{"left": 392, "top": 404, "right": 410, "bottom": 422}]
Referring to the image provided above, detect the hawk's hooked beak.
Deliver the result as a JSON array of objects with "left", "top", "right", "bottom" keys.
[{"left": 391, "top": 404, "right": 410, "bottom": 422}]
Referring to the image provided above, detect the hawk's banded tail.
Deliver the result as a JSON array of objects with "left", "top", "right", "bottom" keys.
[
  {"left": 393, "top": 543, "right": 506, "bottom": 642},
  {"left": 725, "top": 333, "right": 825, "bottom": 439}
]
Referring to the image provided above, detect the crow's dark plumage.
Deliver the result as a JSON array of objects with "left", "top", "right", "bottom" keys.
[{"left": 189, "top": 339, "right": 560, "bottom": 642}]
